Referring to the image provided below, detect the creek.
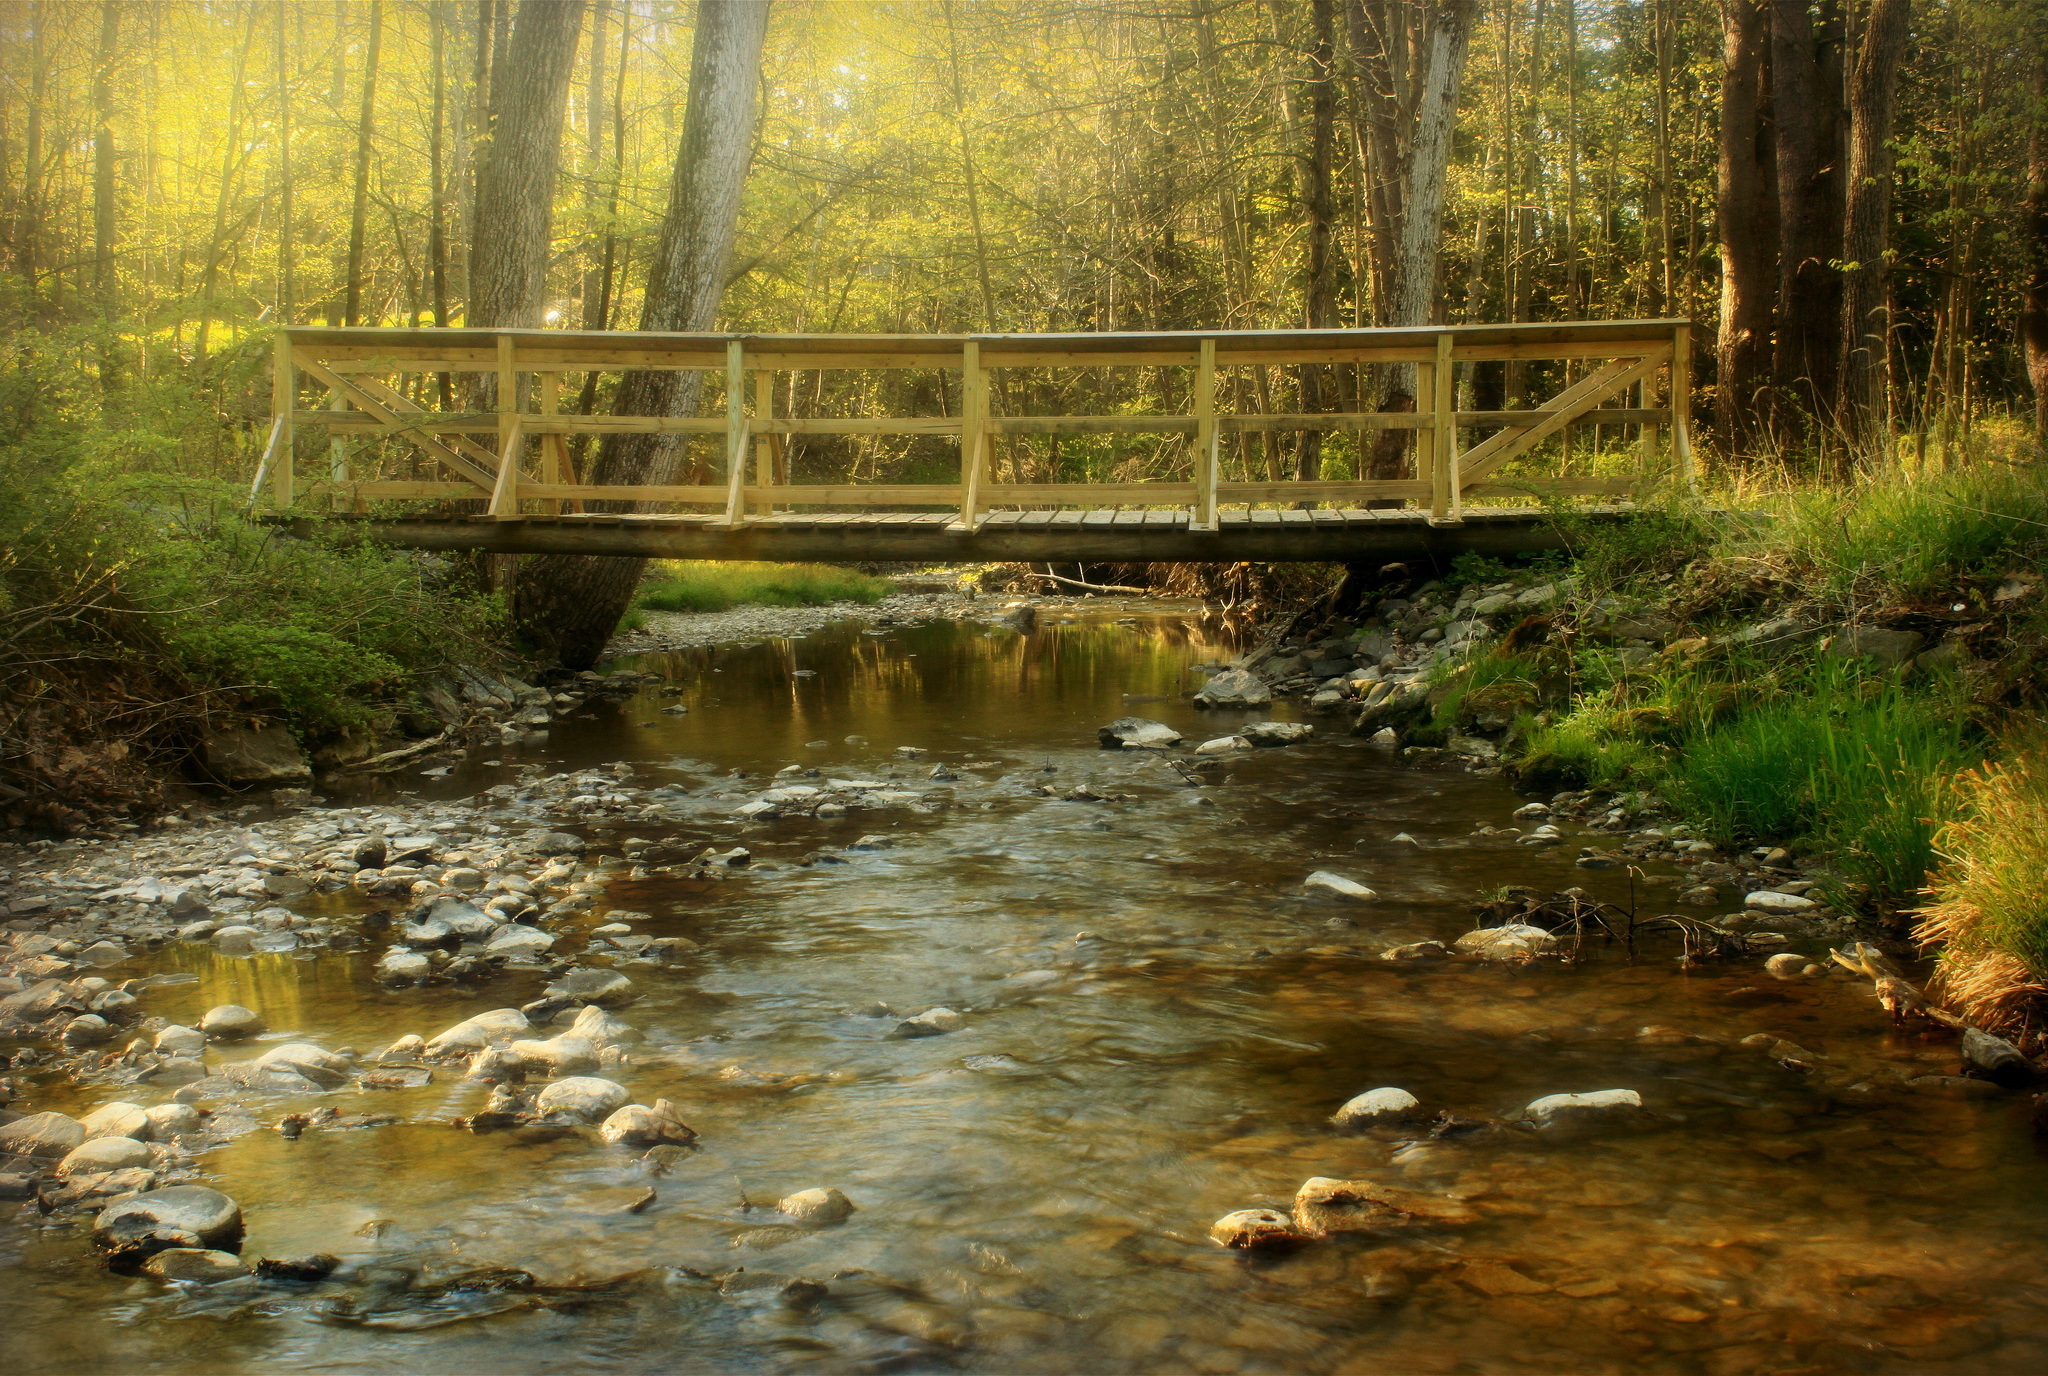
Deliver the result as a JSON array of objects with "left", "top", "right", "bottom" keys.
[{"left": 6, "top": 602, "right": 2048, "bottom": 1375}]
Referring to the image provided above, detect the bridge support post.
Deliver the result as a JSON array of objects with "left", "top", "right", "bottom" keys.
[
  {"left": 953, "top": 339, "right": 987, "bottom": 534},
  {"left": 752, "top": 370, "right": 775, "bottom": 515},
  {"left": 1428, "top": 331, "right": 1460, "bottom": 524},
  {"left": 1671, "top": 322, "right": 1695, "bottom": 488},
  {"left": 487, "top": 335, "right": 523, "bottom": 518},
  {"left": 721, "top": 340, "right": 749, "bottom": 527},
  {"left": 1192, "top": 337, "right": 1219, "bottom": 532},
  {"left": 269, "top": 333, "right": 295, "bottom": 508}
]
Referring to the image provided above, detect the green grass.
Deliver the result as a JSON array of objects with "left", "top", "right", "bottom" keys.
[
  {"left": 1918, "top": 747, "right": 2048, "bottom": 1032},
  {"left": 632, "top": 561, "right": 891, "bottom": 614}
]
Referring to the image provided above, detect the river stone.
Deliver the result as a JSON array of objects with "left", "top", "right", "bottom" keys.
[
  {"left": 1745, "top": 890, "right": 1818, "bottom": 913},
  {"left": 144, "top": 1248, "right": 251, "bottom": 1283},
  {"left": 0, "top": 1111, "right": 85, "bottom": 1158},
  {"left": 546, "top": 968, "right": 635, "bottom": 1008},
  {"left": 79, "top": 1101, "right": 153, "bottom": 1141},
  {"left": 1291, "top": 1177, "right": 1408, "bottom": 1236},
  {"left": 1193, "top": 735, "right": 1252, "bottom": 755},
  {"left": 58, "top": 1136, "right": 153, "bottom": 1177},
  {"left": 598, "top": 1099, "right": 698, "bottom": 1147},
  {"left": 379, "top": 1034, "right": 427, "bottom": 1063},
  {"left": 76, "top": 940, "right": 129, "bottom": 968},
  {"left": 1764, "top": 953, "right": 1811, "bottom": 979},
  {"left": 509, "top": 1035, "right": 600, "bottom": 1077},
  {"left": 253, "top": 1043, "right": 353, "bottom": 1088},
  {"left": 424, "top": 1008, "right": 532, "bottom": 1058},
  {"left": 1331, "top": 1087, "right": 1421, "bottom": 1128},
  {"left": 1961, "top": 1027, "right": 2030, "bottom": 1085},
  {"left": 1194, "top": 668, "right": 1271, "bottom": 709},
  {"left": 1097, "top": 717, "right": 1182, "bottom": 750},
  {"left": 210, "top": 926, "right": 259, "bottom": 953},
  {"left": 144, "top": 1057, "right": 208, "bottom": 1087},
  {"left": 62, "top": 1014, "right": 115, "bottom": 1047},
  {"left": 377, "top": 949, "right": 431, "bottom": 983},
  {"left": 1830, "top": 624, "right": 1926, "bottom": 666},
  {"left": 484, "top": 925, "right": 555, "bottom": 959},
  {"left": 535, "top": 1076, "right": 631, "bottom": 1122},
  {"left": 93, "top": 1186, "right": 244, "bottom": 1258},
  {"left": 397, "top": 917, "right": 455, "bottom": 948},
  {"left": 779, "top": 1187, "right": 855, "bottom": 1225},
  {"left": 197, "top": 1004, "right": 264, "bottom": 1040},
  {"left": 145, "top": 1103, "right": 204, "bottom": 1139},
  {"left": 887, "top": 1006, "right": 964, "bottom": 1039},
  {"left": 428, "top": 898, "right": 500, "bottom": 938},
  {"left": 1454, "top": 925, "right": 1557, "bottom": 960},
  {"left": 1303, "top": 871, "right": 1377, "bottom": 902},
  {"left": 1209, "top": 1208, "right": 1303, "bottom": 1250},
  {"left": 1239, "top": 720, "right": 1315, "bottom": 747},
  {"left": 529, "top": 831, "right": 586, "bottom": 856},
  {"left": 1524, "top": 1089, "right": 1645, "bottom": 1132},
  {"left": 566, "top": 1004, "right": 642, "bottom": 1050},
  {"left": 1379, "top": 940, "right": 1449, "bottom": 961}
]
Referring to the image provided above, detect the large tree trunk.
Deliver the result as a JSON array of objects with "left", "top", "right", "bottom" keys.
[
  {"left": 91, "top": 0, "right": 119, "bottom": 389},
  {"left": 1368, "top": 0, "right": 1477, "bottom": 481},
  {"left": 2026, "top": 42, "right": 2048, "bottom": 436},
  {"left": 1297, "top": 0, "right": 1339, "bottom": 483},
  {"left": 1768, "top": 0, "right": 1845, "bottom": 438},
  {"left": 1715, "top": 0, "right": 1777, "bottom": 456},
  {"left": 514, "top": 0, "right": 770, "bottom": 670},
  {"left": 467, "top": 0, "right": 586, "bottom": 334},
  {"left": 1839, "top": 0, "right": 1910, "bottom": 458}
]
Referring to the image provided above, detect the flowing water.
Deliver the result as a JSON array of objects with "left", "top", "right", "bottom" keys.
[{"left": 7, "top": 603, "right": 2048, "bottom": 1375}]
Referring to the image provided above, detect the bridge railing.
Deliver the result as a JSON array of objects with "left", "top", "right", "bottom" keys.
[{"left": 256, "top": 320, "right": 1692, "bottom": 531}]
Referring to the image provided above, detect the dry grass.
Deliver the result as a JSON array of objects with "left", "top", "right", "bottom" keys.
[{"left": 1917, "top": 747, "right": 2048, "bottom": 1038}]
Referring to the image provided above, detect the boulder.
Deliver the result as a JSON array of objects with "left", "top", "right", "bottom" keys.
[
  {"left": 427, "top": 898, "right": 500, "bottom": 939},
  {"left": 93, "top": 1186, "right": 244, "bottom": 1258},
  {"left": 545, "top": 968, "right": 635, "bottom": 1008},
  {"left": 252, "top": 1043, "right": 353, "bottom": 1088},
  {"left": 1330, "top": 1087, "right": 1421, "bottom": 1129},
  {"left": 1193, "top": 735, "right": 1252, "bottom": 755},
  {"left": 1763, "top": 953, "right": 1810, "bottom": 979},
  {"left": 58, "top": 1136, "right": 154, "bottom": 1177},
  {"left": 1303, "top": 871, "right": 1376, "bottom": 902},
  {"left": 886, "top": 1007, "right": 964, "bottom": 1039},
  {"left": 200, "top": 723, "right": 311, "bottom": 786},
  {"left": 144, "top": 1103, "right": 204, "bottom": 1139},
  {"left": 377, "top": 949, "right": 431, "bottom": 984},
  {"left": 566, "top": 1004, "right": 642, "bottom": 1051},
  {"left": 508, "top": 1035, "right": 600, "bottom": 1077},
  {"left": 483, "top": 925, "right": 555, "bottom": 959},
  {"left": 0, "top": 1111, "right": 85, "bottom": 1158},
  {"left": 153, "top": 1025, "right": 208, "bottom": 1058},
  {"left": 598, "top": 1099, "right": 699, "bottom": 1147},
  {"left": 1209, "top": 1208, "right": 1303, "bottom": 1250},
  {"left": 1524, "top": 1089, "right": 1645, "bottom": 1132},
  {"left": 79, "top": 1101, "right": 153, "bottom": 1141},
  {"left": 778, "top": 1186, "right": 855, "bottom": 1225},
  {"left": 62, "top": 1014, "right": 115, "bottom": 1047},
  {"left": 1239, "top": 721, "right": 1315, "bottom": 747},
  {"left": 1097, "top": 717, "right": 1183, "bottom": 750},
  {"left": 143, "top": 1248, "right": 250, "bottom": 1284},
  {"left": 1961, "top": 1027, "right": 2030, "bottom": 1086},
  {"left": 1193, "top": 668, "right": 1272, "bottom": 709},
  {"left": 378, "top": 1034, "right": 427, "bottom": 1063},
  {"left": 197, "top": 1004, "right": 264, "bottom": 1040},
  {"left": 534, "top": 1076, "right": 631, "bottom": 1122},
  {"left": 1453, "top": 925, "right": 1556, "bottom": 960},
  {"left": 423, "top": 1008, "right": 532, "bottom": 1058}
]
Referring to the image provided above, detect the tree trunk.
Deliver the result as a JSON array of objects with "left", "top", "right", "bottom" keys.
[
  {"left": 1716, "top": 0, "right": 1777, "bottom": 456},
  {"left": 1769, "top": 0, "right": 1845, "bottom": 437},
  {"left": 342, "top": 0, "right": 383, "bottom": 326},
  {"left": 276, "top": 3, "right": 294, "bottom": 323},
  {"left": 1297, "top": 0, "right": 1338, "bottom": 483},
  {"left": 17, "top": 2, "right": 45, "bottom": 311},
  {"left": 92, "top": 0, "right": 119, "bottom": 387},
  {"left": 2025, "top": 41, "right": 2048, "bottom": 436},
  {"left": 467, "top": 0, "right": 586, "bottom": 335},
  {"left": 1369, "top": 0, "right": 1476, "bottom": 481},
  {"left": 514, "top": 0, "right": 770, "bottom": 670},
  {"left": 1838, "top": 0, "right": 1909, "bottom": 457}
]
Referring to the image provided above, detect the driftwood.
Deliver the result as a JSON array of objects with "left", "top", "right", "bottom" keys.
[
  {"left": 1830, "top": 941, "right": 1965, "bottom": 1028},
  {"left": 337, "top": 730, "right": 454, "bottom": 775},
  {"left": 1026, "top": 567, "right": 1153, "bottom": 595}
]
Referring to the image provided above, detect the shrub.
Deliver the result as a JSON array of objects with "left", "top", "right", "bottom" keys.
[
  {"left": 633, "top": 561, "right": 891, "bottom": 614},
  {"left": 1918, "top": 749, "right": 2048, "bottom": 1035}
]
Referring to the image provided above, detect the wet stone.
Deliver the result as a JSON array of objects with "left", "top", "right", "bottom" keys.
[
  {"left": 778, "top": 1187, "right": 855, "bottom": 1225},
  {"left": 197, "top": 1004, "right": 264, "bottom": 1040},
  {"left": 143, "top": 1248, "right": 251, "bottom": 1284},
  {"left": 93, "top": 1186, "right": 244, "bottom": 1259}
]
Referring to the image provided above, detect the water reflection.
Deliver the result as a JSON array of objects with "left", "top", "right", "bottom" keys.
[{"left": 8, "top": 605, "right": 2048, "bottom": 1375}]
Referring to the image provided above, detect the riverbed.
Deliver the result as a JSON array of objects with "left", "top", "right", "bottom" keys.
[{"left": 5, "top": 601, "right": 2047, "bottom": 1375}]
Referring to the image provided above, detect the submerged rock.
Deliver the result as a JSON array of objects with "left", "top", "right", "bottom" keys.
[
  {"left": 0, "top": 1111, "right": 85, "bottom": 1158},
  {"left": 887, "top": 1007, "right": 965, "bottom": 1039},
  {"left": 197, "top": 1005, "right": 266, "bottom": 1040},
  {"left": 534, "top": 1076, "right": 631, "bottom": 1122},
  {"left": 1097, "top": 717, "right": 1182, "bottom": 750},
  {"left": 93, "top": 1186, "right": 244, "bottom": 1259},
  {"left": 1380, "top": 940, "right": 1449, "bottom": 962},
  {"left": 1208, "top": 1208, "right": 1304, "bottom": 1250},
  {"left": 1453, "top": 925, "right": 1556, "bottom": 960},
  {"left": 1194, "top": 668, "right": 1271, "bottom": 709},
  {"left": 1303, "top": 871, "right": 1376, "bottom": 902},
  {"left": 1523, "top": 1089, "right": 1645, "bottom": 1132},
  {"left": 778, "top": 1186, "right": 855, "bottom": 1225},
  {"left": 599, "top": 1099, "right": 698, "bottom": 1147},
  {"left": 1330, "top": 1087, "right": 1422, "bottom": 1129},
  {"left": 143, "top": 1248, "right": 251, "bottom": 1284}
]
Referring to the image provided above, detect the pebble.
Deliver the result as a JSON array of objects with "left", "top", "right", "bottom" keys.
[{"left": 197, "top": 1005, "right": 264, "bottom": 1039}]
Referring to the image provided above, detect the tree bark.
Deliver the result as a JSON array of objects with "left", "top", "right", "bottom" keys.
[
  {"left": 1297, "top": 0, "right": 1339, "bottom": 483},
  {"left": 91, "top": 1, "right": 120, "bottom": 385},
  {"left": 2025, "top": 40, "right": 2048, "bottom": 436},
  {"left": 276, "top": 3, "right": 295, "bottom": 323},
  {"left": 514, "top": 0, "right": 770, "bottom": 669},
  {"left": 1839, "top": 0, "right": 1909, "bottom": 456},
  {"left": 16, "top": 2, "right": 45, "bottom": 310},
  {"left": 1716, "top": 0, "right": 1777, "bottom": 456},
  {"left": 342, "top": 0, "right": 383, "bottom": 327},
  {"left": 1768, "top": 0, "right": 1845, "bottom": 435}
]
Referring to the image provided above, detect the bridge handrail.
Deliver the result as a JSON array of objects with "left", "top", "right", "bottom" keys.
[{"left": 264, "top": 320, "right": 1693, "bottom": 531}]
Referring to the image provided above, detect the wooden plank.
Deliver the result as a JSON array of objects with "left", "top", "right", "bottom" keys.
[
  {"left": 983, "top": 483, "right": 1197, "bottom": 503},
  {"left": 752, "top": 370, "right": 774, "bottom": 515},
  {"left": 345, "top": 373, "right": 509, "bottom": 477},
  {"left": 1671, "top": 323, "right": 1695, "bottom": 487},
  {"left": 1219, "top": 413, "right": 1431, "bottom": 432},
  {"left": 270, "top": 334, "right": 294, "bottom": 508},
  {"left": 1457, "top": 354, "right": 1665, "bottom": 483},
  {"left": 956, "top": 340, "right": 987, "bottom": 532},
  {"left": 338, "top": 481, "right": 481, "bottom": 499},
  {"left": 740, "top": 485, "right": 960, "bottom": 504},
  {"left": 1217, "top": 480, "right": 1431, "bottom": 502},
  {"left": 1194, "top": 337, "right": 1218, "bottom": 531},
  {"left": 721, "top": 341, "right": 748, "bottom": 528},
  {"left": 522, "top": 483, "right": 727, "bottom": 501},
  {"left": 989, "top": 415, "right": 1195, "bottom": 435},
  {"left": 1430, "top": 332, "right": 1458, "bottom": 523}
]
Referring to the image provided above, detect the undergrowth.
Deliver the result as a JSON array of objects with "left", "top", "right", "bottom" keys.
[
  {"left": 1918, "top": 749, "right": 2048, "bottom": 1035},
  {"left": 633, "top": 561, "right": 892, "bottom": 614}
]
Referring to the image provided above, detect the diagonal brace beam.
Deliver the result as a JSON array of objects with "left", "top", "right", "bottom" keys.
[
  {"left": 1457, "top": 350, "right": 1668, "bottom": 483},
  {"left": 292, "top": 353, "right": 498, "bottom": 492}
]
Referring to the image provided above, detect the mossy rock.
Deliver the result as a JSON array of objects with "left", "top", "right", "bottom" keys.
[{"left": 1506, "top": 750, "right": 1588, "bottom": 793}]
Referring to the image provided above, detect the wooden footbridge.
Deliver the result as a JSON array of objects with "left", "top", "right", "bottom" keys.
[{"left": 253, "top": 319, "right": 1692, "bottom": 563}]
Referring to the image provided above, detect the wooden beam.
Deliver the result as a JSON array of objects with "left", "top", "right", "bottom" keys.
[
  {"left": 954, "top": 340, "right": 987, "bottom": 532},
  {"left": 291, "top": 352, "right": 498, "bottom": 489},
  {"left": 1217, "top": 480, "right": 1431, "bottom": 502},
  {"left": 1430, "top": 332, "right": 1459, "bottom": 524},
  {"left": 752, "top": 369, "right": 774, "bottom": 515},
  {"left": 521, "top": 483, "right": 728, "bottom": 502},
  {"left": 1671, "top": 322, "right": 1695, "bottom": 487},
  {"left": 720, "top": 340, "right": 747, "bottom": 527},
  {"left": 487, "top": 421, "right": 524, "bottom": 518},
  {"left": 270, "top": 334, "right": 295, "bottom": 508},
  {"left": 1457, "top": 353, "right": 1667, "bottom": 483},
  {"left": 1194, "top": 337, "right": 1218, "bottom": 531}
]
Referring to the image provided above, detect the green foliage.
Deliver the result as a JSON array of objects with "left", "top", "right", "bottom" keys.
[
  {"left": 633, "top": 562, "right": 892, "bottom": 615},
  {"left": 1546, "top": 495, "right": 1722, "bottom": 595},
  {"left": 1444, "top": 553, "right": 1514, "bottom": 587}
]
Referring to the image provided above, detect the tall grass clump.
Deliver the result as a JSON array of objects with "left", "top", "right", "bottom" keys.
[
  {"left": 1663, "top": 660, "right": 1980, "bottom": 901},
  {"left": 633, "top": 561, "right": 891, "bottom": 614},
  {"left": 1918, "top": 749, "right": 2048, "bottom": 1036}
]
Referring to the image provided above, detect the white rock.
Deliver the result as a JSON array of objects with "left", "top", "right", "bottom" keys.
[
  {"left": 1524, "top": 1089, "right": 1644, "bottom": 1131},
  {"left": 887, "top": 1006, "right": 965, "bottom": 1039},
  {"left": 534, "top": 1076, "right": 631, "bottom": 1121},
  {"left": 254, "top": 1043, "right": 353, "bottom": 1088},
  {"left": 423, "top": 1008, "right": 532, "bottom": 1058},
  {"left": 565, "top": 1004, "right": 641, "bottom": 1051},
  {"left": 1369, "top": 727, "right": 1398, "bottom": 744},
  {"left": 1239, "top": 721, "right": 1314, "bottom": 747},
  {"left": 1453, "top": 924, "right": 1557, "bottom": 960},
  {"left": 59, "top": 1135, "right": 153, "bottom": 1176},
  {"left": 1194, "top": 735, "right": 1252, "bottom": 755},
  {"left": 1744, "top": 890, "right": 1818, "bottom": 913},
  {"left": 196, "top": 1004, "right": 263, "bottom": 1039},
  {"left": 1303, "top": 871, "right": 1377, "bottom": 902},
  {"left": 377, "top": 949, "right": 431, "bottom": 983},
  {"left": 598, "top": 1099, "right": 697, "bottom": 1146},
  {"left": 1194, "top": 668, "right": 1272, "bottom": 709},
  {"left": 1330, "top": 1087, "right": 1421, "bottom": 1128},
  {"left": 1097, "top": 717, "right": 1183, "bottom": 750},
  {"left": 483, "top": 924, "right": 555, "bottom": 958},
  {"left": 154, "top": 1025, "right": 207, "bottom": 1058},
  {"left": 778, "top": 1186, "right": 855, "bottom": 1225},
  {"left": 509, "top": 1034, "right": 600, "bottom": 1076},
  {"left": 78, "top": 1101, "right": 153, "bottom": 1141}
]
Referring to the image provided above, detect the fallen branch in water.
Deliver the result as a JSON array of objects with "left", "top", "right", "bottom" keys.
[
  {"left": 1830, "top": 940, "right": 1965, "bottom": 1027},
  {"left": 1026, "top": 567, "right": 1153, "bottom": 595},
  {"left": 339, "top": 730, "right": 454, "bottom": 775}
]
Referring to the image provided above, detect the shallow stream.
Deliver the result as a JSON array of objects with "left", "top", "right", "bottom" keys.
[{"left": 8, "top": 603, "right": 2048, "bottom": 1375}]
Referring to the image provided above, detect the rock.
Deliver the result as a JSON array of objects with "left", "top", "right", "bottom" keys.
[
  {"left": 483, "top": 925, "right": 555, "bottom": 959},
  {"left": 210, "top": 925, "right": 260, "bottom": 953},
  {"left": 778, "top": 1186, "right": 855, "bottom": 1225},
  {"left": 153, "top": 1025, "right": 208, "bottom": 1060},
  {"left": 79, "top": 1101, "right": 153, "bottom": 1141},
  {"left": 1470, "top": 592, "right": 1517, "bottom": 616},
  {"left": 1516, "top": 826, "right": 1562, "bottom": 847},
  {"left": 598, "top": 1099, "right": 698, "bottom": 1147},
  {"left": 1379, "top": 940, "right": 1449, "bottom": 961},
  {"left": 352, "top": 836, "right": 388, "bottom": 869},
  {"left": 534, "top": 1076, "right": 631, "bottom": 1121},
  {"left": 887, "top": 1006, "right": 965, "bottom": 1039},
  {"left": 1453, "top": 925, "right": 1556, "bottom": 960},
  {"left": 144, "top": 1103, "right": 204, "bottom": 1139},
  {"left": 0, "top": 1111, "right": 85, "bottom": 1158},
  {"left": 1830, "top": 625, "right": 1926, "bottom": 666},
  {"left": 546, "top": 968, "right": 635, "bottom": 1008},
  {"left": 1193, "top": 735, "right": 1252, "bottom": 755},
  {"left": 76, "top": 940, "right": 130, "bottom": 968},
  {"left": 200, "top": 723, "right": 311, "bottom": 786},
  {"left": 508, "top": 1034, "right": 600, "bottom": 1077},
  {"left": 427, "top": 898, "right": 500, "bottom": 939},
  {"left": 565, "top": 1004, "right": 642, "bottom": 1051},
  {"left": 253, "top": 1043, "right": 353, "bottom": 1088},
  {"left": 379, "top": 1034, "right": 427, "bottom": 1063},
  {"left": 255, "top": 1253, "right": 341, "bottom": 1282},
  {"left": 1239, "top": 721, "right": 1315, "bottom": 747},
  {"left": 93, "top": 1186, "right": 244, "bottom": 1258},
  {"left": 424, "top": 1008, "right": 532, "bottom": 1058},
  {"left": 1097, "top": 717, "right": 1182, "bottom": 750},
  {"left": 1368, "top": 727, "right": 1398, "bottom": 744},
  {"left": 529, "top": 832, "right": 586, "bottom": 856},
  {"left": 1209, "top": 1208, "right": 1303, "bottom": 1250},
  {"left": 197, "top": 1004, "right": 264, "bottom": 1040},
  {"left": 1961, "top": 1027, "right": 2030, "bottom": 1086},
  {"left": 1524, "top": 1089, "right": 1645, "bottom": 1132},
  {"left": 143, "top": 1248, "right": 251, "bottom": 1283},
  {"left": 58, "top": 1136, "right": 153, "bottom": 1177},
  {"left": 1331, "top": 1087, "right": 1422, "bottom": 1128},
  {"left": 1678, "top": 885, "right": 1721, "bottom": 907},
  {"left": 1194, "top": 668, "right": 1271, "bottom": 709},
  {"left": 1448, "top": 734, "right": 1499, "bottom": 759},
  {"left": 62, "top": 1014, "right": 115, "bottom": 1047},
  {"left": 1745, "top": 890, "right": 1818, "bottom": 913},
  {"left": 1511, "top": 802, "right": 1551, "bottom": 819},
  {"left": 377, "top": 949, "right": 431, "bottom": 983},
  {"left": 1764, "top": 953, "right": 1810, "bottom": 979},
  {"left": 1290, "top": 1177, "right": 1410, "bottom": 1236},
  {"left": 1303, "top": 871, "right": 1376, "bottom": 902}
]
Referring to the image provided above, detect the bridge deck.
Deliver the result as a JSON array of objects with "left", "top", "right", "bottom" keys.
[{"left": 285, "top": 504, "right": 1618, "bottom": 563}]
